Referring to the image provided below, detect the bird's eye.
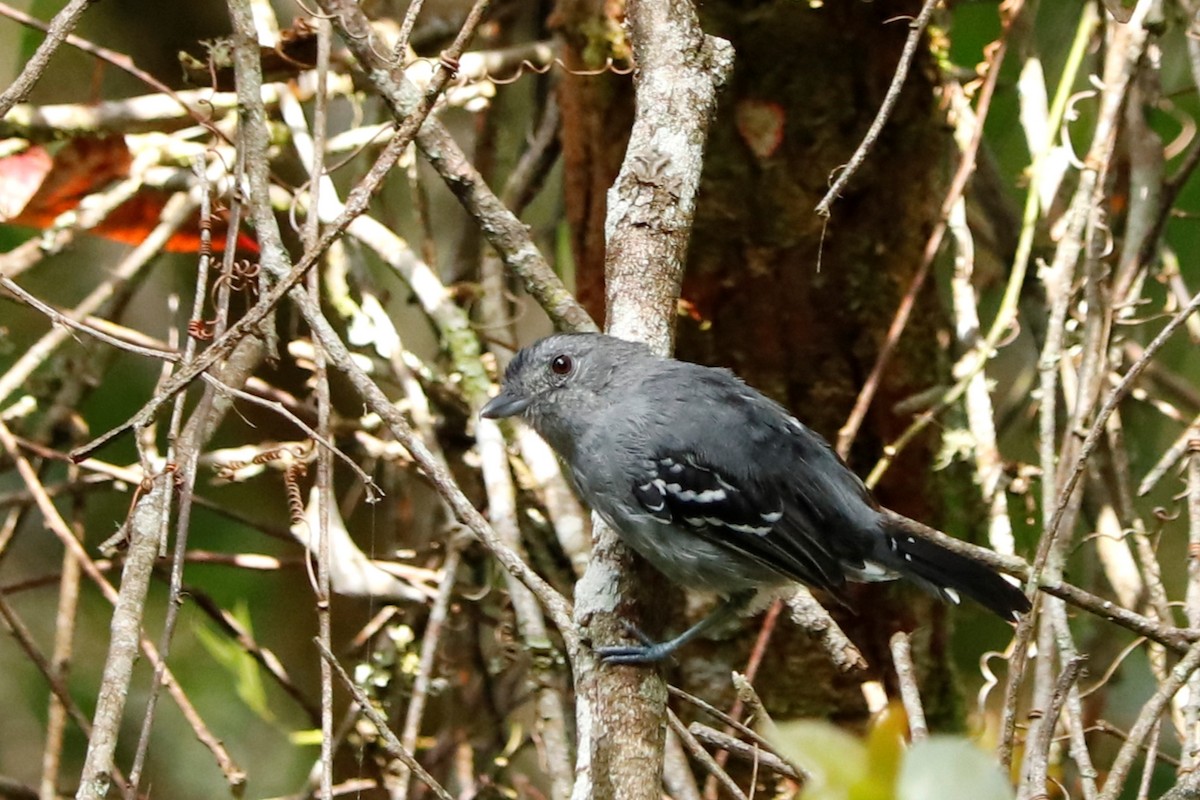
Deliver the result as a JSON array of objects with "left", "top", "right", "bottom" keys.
[{"left": 550, "top": 354, "right": 573, "bottom": 375}]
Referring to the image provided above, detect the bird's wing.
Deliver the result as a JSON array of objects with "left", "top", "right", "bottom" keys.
[{"left": 630, "top": 452, "right": 855, "bottom": 595}]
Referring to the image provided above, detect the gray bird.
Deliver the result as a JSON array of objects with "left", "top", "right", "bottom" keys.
[{"left": 481, "top": 333, "right": 1030, "bottom": 664}]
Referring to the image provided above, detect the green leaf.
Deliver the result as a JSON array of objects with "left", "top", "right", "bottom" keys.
[
  {"left": 772, "top": 720, "right": 893, "bottom": 800},
  {"left": 897, "top": 737, "right": 1013, "bottom": 800},
  {"left": 194, "top": 600, "right": 274, "bottom": 723}
]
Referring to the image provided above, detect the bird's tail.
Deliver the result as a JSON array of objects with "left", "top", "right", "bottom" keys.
[{"left": 879, "top": 513, "right": 1031, "bottom": 622}]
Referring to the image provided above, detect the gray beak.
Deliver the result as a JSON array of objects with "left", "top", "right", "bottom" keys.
[{"left": 481, "top": 389, "right": 531, "bottom": 419}]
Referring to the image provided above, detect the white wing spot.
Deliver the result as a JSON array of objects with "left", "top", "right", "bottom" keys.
[
  {"left": 674, "top": 488, "right": 727, "bottom": 503},
  {"left": 683, "top": 516, "right": 771, "bottom": 536},
  {"left": 724, "top": 521, "right": 773, "bottom": 536},
  {"left": 761, "top": 510, "right": 783, "bottom": 524},
  {"left": 944, "top": 588, "right": 961, "bottom": 604}
]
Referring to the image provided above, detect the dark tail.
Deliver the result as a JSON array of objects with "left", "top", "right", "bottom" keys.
[{"left": 879, "top": 513, "right": 1032, "bottom": 622}]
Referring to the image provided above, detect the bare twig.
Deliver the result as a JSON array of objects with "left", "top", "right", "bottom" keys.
[
  {"left": 814, "top": 0, "right": 940, "bottom": 217},
  {"left": 315, "top": 639, "right": 454, "bottom": 800},
  {"left": 200, "top": 372, "right": 379, "bottom": 496},
  {"left": 0, "top": 191, "right": 197, "bottom": 409},
  {"left": 0, "top": 0, "right": 94, "bottom": 117},
  {"left": 39, "top": 467, "right": 85, "bottom": 800},
  {"left": 785, "top": 587, "right": 867, "bottom": 672},
  {"left": 76, "top": 474, "right": 174, "bottom": 800},
  {"left": 667, "top": 710, "right": 749, "bottom": 800},
  {"left": 1186, "top": 440, "right": 1200, "bottom": 769},
  {"left": 314, "top": 0, "right": 594, "bottom": 333},
  {"left": 688, "top": 723, "right": 804, "bottom": 781},
  {"left": 391, "top": 543, "right": 462, "bottom": 800},
  {"left": 836, "top": 0, "right": 1027, "bottom": 458},
  {"left": 881, "top": 511, "right": 1200, "bottom": 652},
  {"left": 1021, "top": 656, "right": 1086, "bottom": 799},
  {"left": 0, "top": 592, "right": 124, "bottom": 789},
  {"left": 1100, "top": 641, "right": 1200, "bottom": 800},
  {"left": 889, "top": 631, "right": 927, "bottom": 743},
  {"left": 663, "top": 730, "right": 704, "bottom": 800}
]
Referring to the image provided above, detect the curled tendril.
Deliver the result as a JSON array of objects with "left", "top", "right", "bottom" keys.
[
  {"left": 402, "top": 53, "right": 633, "bottom": 88},
  {"left": 438, "top": 51, "right": 460, "bottom": 76},
  {"left": 187, "top": 319, "right": 216, "bottom": 341},
  {"left": 214, "top": 442, "right": 314, "bottom": 483},
  {"left": 197, "top": 212, "right": 213, "bottom": 261},
  {"left": 482, "top": 55, "right": 632, "bottom": 86},
  {"left": 211, "top": 259, "right": 262, "bottom": 299},
  {"left": 284, "top": 462, "right": 308, "bottom": 526}
]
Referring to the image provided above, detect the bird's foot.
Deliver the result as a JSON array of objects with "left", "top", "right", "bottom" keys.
[{"left": 594, "top": 620, "right": 676, "bottom": 665}]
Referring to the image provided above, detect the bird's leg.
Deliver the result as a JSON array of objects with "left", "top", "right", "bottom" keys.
[{"left": 596, "top": 591, "right": 756, "bottom": 665}]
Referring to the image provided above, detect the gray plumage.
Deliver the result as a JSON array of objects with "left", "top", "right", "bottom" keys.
[{"left": 482, "top": 333, "right": 1029, "bottom": 663}]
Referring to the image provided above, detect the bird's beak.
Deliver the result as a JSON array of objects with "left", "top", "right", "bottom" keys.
[{"left": 480, "top": 389, "right": 531, "bottom": 419}]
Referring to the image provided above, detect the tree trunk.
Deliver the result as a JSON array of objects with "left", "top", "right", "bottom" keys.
[{"left": 559, "top": 0, "right": 964, "bottom": 733}]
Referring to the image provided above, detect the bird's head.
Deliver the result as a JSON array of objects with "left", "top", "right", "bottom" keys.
[{"left": 481, "top": 333, "right": 654, "bottom": 454}]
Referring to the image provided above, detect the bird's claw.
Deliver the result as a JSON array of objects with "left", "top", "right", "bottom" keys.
[
  {"left": 594, "top": 620, "right": 673, "bottom": 665},
  {"left": 595, "top": 643, "right": 673, "bottom": 665}
]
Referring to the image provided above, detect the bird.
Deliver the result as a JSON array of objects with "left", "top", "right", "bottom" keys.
[{"left": 481, "top": 332, "right": 1031, "bottom": 664}]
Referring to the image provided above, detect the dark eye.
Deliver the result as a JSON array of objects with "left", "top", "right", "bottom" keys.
[{"left": 550, "top": 354, "right": 573, "bottom": 375}]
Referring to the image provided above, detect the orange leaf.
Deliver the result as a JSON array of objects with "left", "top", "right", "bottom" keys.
[{"left": 0, "top": 137, "right": 258, "bottom": 255}]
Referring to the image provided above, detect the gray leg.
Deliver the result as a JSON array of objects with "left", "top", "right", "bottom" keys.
[{"left": 595, "top": 591, "right": 756, "bottom": 665}]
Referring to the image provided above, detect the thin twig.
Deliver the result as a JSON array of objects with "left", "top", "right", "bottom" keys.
[
  {"left": 664, "top": 729, "right": 705, "bottom": 800},
  {"left": 837, "top": 0, "right": 1026, "bottom": 457},
  {"left": 667, "top": 710, "right": 749, "bottom": 800},
  {"left": 670, "top": 684, "right": 773, "bottom": 746},
  {"left": 703, "top": 597, "right": 789, "bottom": 800},
  {"left": 0, "top": 0, "right": 94, "bottom": 117},
  {"left": 315, "top": 639, "right": 455, "bottom": 800},
  {"left": 1022, "top": 656, "right": 1086, "bottom": 798},
  {"left": 1100, "top": 641, "right": 1200, "bottom": 800},
  {"left": 0, "top": 592, "right": 126, "bottom": 788},
  {"left": 185, "top": 585, "right": 321, "bottom": 724},
  {"left": 39, "top": 465, "right": 85, "bottom": 800},
  {"left": 889, "top": 631, "right": 928, "bottom": 743},
  {"left": 815, "top": 0, "right": 940, "bottom": 217},
  {"left": 881, "top": 511, "right": 1200, "bottom": 652},
  {"left": 316, "top": 0, "right": 596, "bottom": 334},
  {"left": 392, "top": 543, "right": 462, "bottom": 800},
  {"left": 785, "top": 587, "right": 867, "bottom": 672},
  {"left": 0, "top": 191, "right": 198, "bottom": 410},
  {"left": 200, "top": 372, "right": 379, "bottom": 496},
  {"left": 689, "top": 723, "right": 804, "bottom": 781},
  {"left": 1185, "top": 440, "right": 1200, "bottom": 769}
]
